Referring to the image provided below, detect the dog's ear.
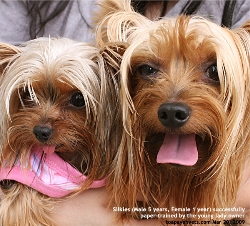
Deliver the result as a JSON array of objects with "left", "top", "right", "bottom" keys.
[
  {"left": 95, "top": 0, "right": 149, "bottom": 48},
  {"left": 0, "top": 43, "right": 20, "bottom": 74},
  {"left": 101, "top": 42, "right": 128, "bottom": 77},
  {"left": 93, "top": 0, "right": 133, "bottom": 26}
]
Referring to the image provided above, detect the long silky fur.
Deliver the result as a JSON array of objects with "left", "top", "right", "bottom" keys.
[
  {"left": 0, "top": 37, "right": 120, "bottom": 226},
  {"left": 0, "top": 184, "right": 55, "bottom": 226},
  {"left": 95, "top": 0, "right": 250, "bottom": 222}
]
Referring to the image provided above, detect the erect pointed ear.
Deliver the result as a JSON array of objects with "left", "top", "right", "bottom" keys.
[
  {"left": 0, "top": 42, "right": 20, "bottom": 74},
  {"left": 101, "top": 42, "right": 128, "bottom": 77},
  {"left": 93, "top": 0, "right": 133, "bottom": 26}
]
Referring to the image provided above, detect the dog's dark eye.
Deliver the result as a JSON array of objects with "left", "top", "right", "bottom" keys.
[
  {"left": 70, "top": 92, "right": 85, "bottom": 108},
  {"left": 205, "top": 64, "right": 219, "bottom": 82},
  {"left": 137, "top": 64, "right": 158, "bottom": 77}
]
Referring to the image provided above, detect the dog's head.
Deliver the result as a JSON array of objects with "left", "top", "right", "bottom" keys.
[
  {"left": 96, "top": 0, "right": 250, "bottom": 216},
  {"left": 122, "top": 16, "right": 244, "bottom": 167},
  {"left": 0, "top": 38, "right": 116, "bottom": 180}
]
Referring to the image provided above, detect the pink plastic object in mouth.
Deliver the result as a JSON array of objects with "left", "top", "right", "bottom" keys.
[{"left": 0, "top": 146, "right": 106, "bottom": 198}]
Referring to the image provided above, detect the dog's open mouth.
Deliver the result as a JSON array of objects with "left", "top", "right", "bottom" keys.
[
  {"left": 31, "top": 144, "right": 57, "bottom": 155},
  {"left": 156, "top": 134, "right": 198, "bottom": 166}
]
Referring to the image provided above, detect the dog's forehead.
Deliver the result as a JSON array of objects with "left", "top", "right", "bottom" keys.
[
  {"left": 5, "top": 41, "right": 100, "bottom": 96},
  {"left": 132, "top": 36, "right": 214, "bottom": 67},
  {"left": 130, "top": 17, "right": 236, "bottom": 66},
  {"left": 28, "top": 79, "right": 77, "bottom": 94}
]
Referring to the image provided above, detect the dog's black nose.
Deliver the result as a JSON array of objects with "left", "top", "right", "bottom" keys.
[
  {"left": 158, "top": 103, "right": 191, "bottom": 128},
  {"left": 33, "top": 126, "right": 52, "bottom": 142}
]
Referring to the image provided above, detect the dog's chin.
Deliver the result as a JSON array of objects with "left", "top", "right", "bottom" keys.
[{"left": 145, "top": 133, "right": 214, "bottom": 171}]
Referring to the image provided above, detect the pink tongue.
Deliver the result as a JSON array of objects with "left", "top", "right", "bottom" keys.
[
  {"left": 156, "top": 134, "right": 198, "bottom": 166},
  {"left": 32, "top": 144, "right": 56, "bottom": 155}
]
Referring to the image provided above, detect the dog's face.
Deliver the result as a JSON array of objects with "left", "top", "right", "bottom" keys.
[
  {"left": 9, "top": 81, "right": 93, "bottom": 173},
  {"left": 121, "top": 16, "right": 249, "bottom": 172},
  {"left": 0, "top": 38, "right": 110, "bottom": 175}
]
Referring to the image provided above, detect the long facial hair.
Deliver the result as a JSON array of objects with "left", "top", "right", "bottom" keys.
[
  {"left": 0, "top": 37, "right": 121, "bottom": 225},
  {"left": 96, "top": 0, "right": 250, "bottom": 220}
]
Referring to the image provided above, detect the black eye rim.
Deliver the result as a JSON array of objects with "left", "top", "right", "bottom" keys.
[
  {"left": 70, "top": 91, "right": 85, "bottom": 108},
  {"left": 136, "top": 64, "right": 159, "bottom": 77},
  {"left": 205, "top": 63, "right": 220, "bottom": 83}
]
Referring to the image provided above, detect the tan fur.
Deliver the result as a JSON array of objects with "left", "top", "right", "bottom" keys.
[
  {"left": 96, "top": 0, "right": 250, "bottom": 223},
  {"left": 0, "top": 184, "right": 55, "bottom": 226},
  {"left": 0, "top": 37, "right": 119, "bottom": 226}
]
